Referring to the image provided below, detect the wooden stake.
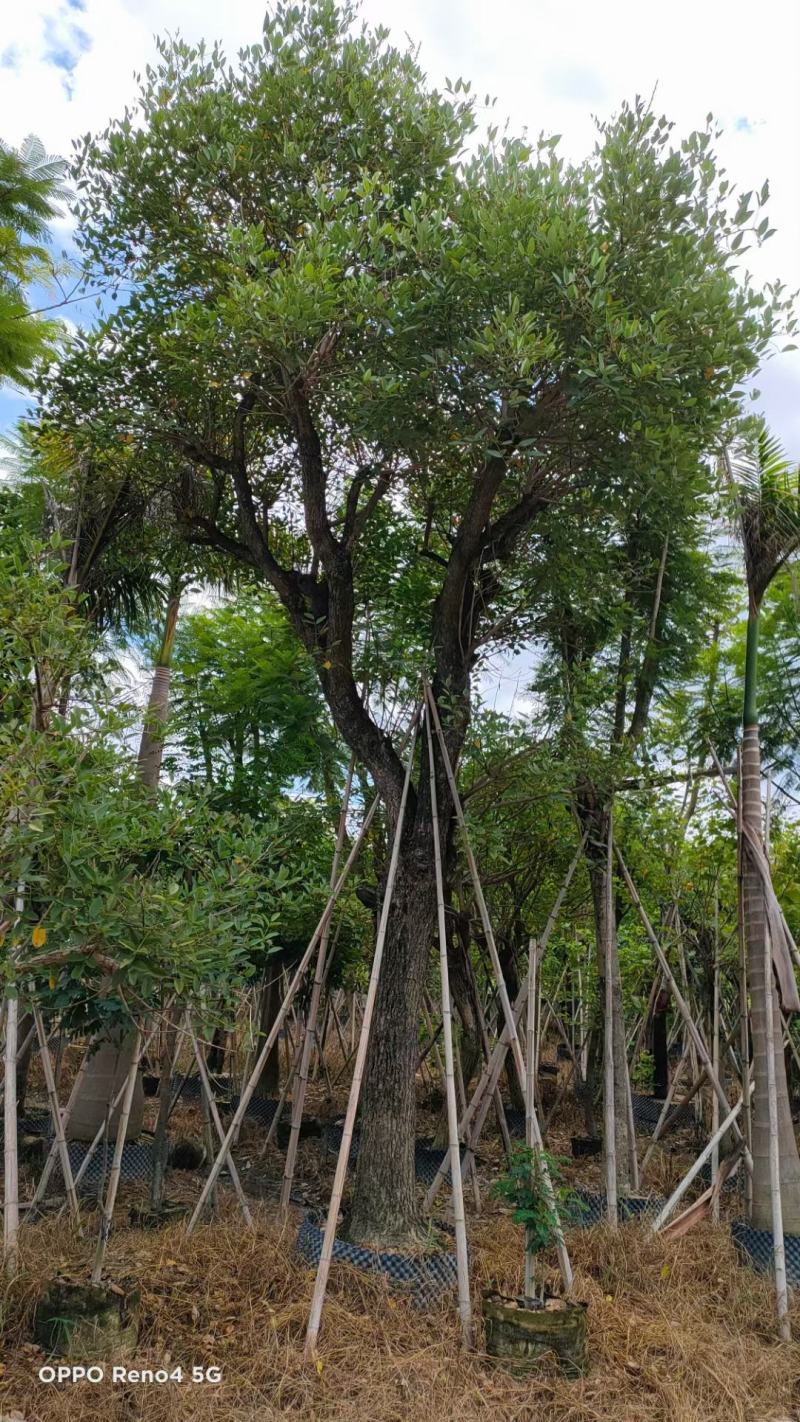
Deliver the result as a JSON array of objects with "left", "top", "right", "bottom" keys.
[
  {"left": 188, "top": 783, "right": 383, "bottom": 1235},
  {"left": 616, "top": 848, "right": 751, "bottom": 1163},
  {"left": 32, "top": 1006, "right": 81, "bottom": 1226},
  {"left": 91, "top": 1029, "right": 145, "bottom": 1285},
  {"left": 305, "top": 714, "right": 419, "bottom": 1358},
  {"left": 652, "top": 1085, "right": 751, "bottom": 1233},
  {"left": 3, "top": 990, "right": 19, "bottom": 1278},
  {"left": 281, "top": 758, "right": 355, "bottom": 1213},
  {"left": 603, "top": 815, "right": 618, "bottom": 1226},
  {"left": 711, "top": 899, "right": 720, "bottom": 1224},
  {"left": 525, "top": 938, "right": 538, "bottom": 1299},
  {"left": 425, "top": 706, "right": 472, "bottom": 1345},
  {"left": 424, "top": 682, "right": 573, "bottom": 1292},
  {"left": 188, "top": 1017, "right": 253, "bottom": 1226},
  {"left": 423, "top": 836, "right": 586, "bottom": 1211}
]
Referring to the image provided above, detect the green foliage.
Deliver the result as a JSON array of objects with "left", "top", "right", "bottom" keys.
[
  {"left": 165, "top": 590, "right": 341, "bottom": 813},
  {"left": 0, "top": 135, "right": 69, "bottom": 385},
  {"left": 491, "top": 1146, "right": 584, "bottom": 1259},
  {"left": 0, "top": 538, "right": 356, "bottom": 1033}
]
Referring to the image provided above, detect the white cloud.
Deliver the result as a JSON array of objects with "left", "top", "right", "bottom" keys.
[{"left": 1, "top": 0, "right": 798, "bottom": 446}]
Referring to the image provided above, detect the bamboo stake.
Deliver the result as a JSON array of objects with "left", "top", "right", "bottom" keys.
[
  {"left": 261, "top": 1030, "right": 304, "bottom": 1154},
  {"left": 188, "top": 781, "right": 383, "bottom": 1235},
  {"left": 603, "top": 816, "right": 618, "bottom": 1225},
  {"left": 616, "top": 848, "right": 750, "bottom": 1162},
  {"left": 3, "top": 990, "right": 19, "bottom": 1278},
  {"left": 31, "top": 1006, "right": 81, "bottom": 1226},
  {"left": 652, "top": 1085, "right": 751, "bottom": 1233},
  {"left": 640, "top": 1040, "right": 692, "bottom": 1174},
  {"left": 525, "top": 938, "right": 538, "bottom": 1300},
  {"left": 31, "top": 1047, "right": 90, "bottom": 1210},
  {"left": 188, "top": 1017, "right": 253, "bottom": 1226},
  {"left": 711, "top": 901, "right": 720, "bottom": 1224},
  {"left": 52, "top": 1027, "right": 160, "bottom": 1215},
  {"left": 424, "top": 682, "right": 573, "bottom": 1291},
  {"left": 425, "top": 706, "right": 471, "bottom": 1345},
  {"left": 281, "top": 757, "right": 355, "bottom": 1213},
  {"left": 305, "top": 714, "right": 419, "bottom": 1358},
  {"left": 454, "top": 1035, "right": 481, "bottom": 1211},
  {"left": 91, "top": 1029, "right": 145, "bottom": 1285},
  {"left": 423, "top": 836, "right": 586, "bottom": 1211}
]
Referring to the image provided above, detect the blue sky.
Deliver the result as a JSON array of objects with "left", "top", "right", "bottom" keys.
[{"left": 2, "top": 0, "right": 799, "bottom": 458}]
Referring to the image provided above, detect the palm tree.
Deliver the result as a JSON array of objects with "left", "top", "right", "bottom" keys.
[{"left": 726, "top": 424, "right": 800, "bottom": 1231}]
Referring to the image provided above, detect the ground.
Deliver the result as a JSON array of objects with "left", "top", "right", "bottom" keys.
[{"left": 1, "top": 1047, "right": 798, "bottom": 1422}]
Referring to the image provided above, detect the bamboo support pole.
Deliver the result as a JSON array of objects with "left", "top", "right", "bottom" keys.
[
  {"left": 188, "top": 780, "right": 383, "bottom": 1235},
  {"left": 188, "top": 1018, "right": 253, "bottom": 1226},
  {"left": 651, "top": 1086, "right": 751, "bottom": 1233},
  {"left": 462, "top": 954, "right": 513, "bottom": 1158},
  {"left": 425, "top": 706, "right": 471, "bottom": 1345},
  {"left": 32, "top": 1006, "right": 81, "bottom": 1226},
  {"left": 424, "top": 682, "right": 573, "bottom": 1292},
  {"left": 305, "top": 716, "right": 419, "bottom": 1358},
  {"left": 3, "top": 991, "right": 19, "bottom": 1278},
  {"left": 603, "top": 816, "right": 618, "bottom": 1225},
  {"left": 281, "top": 758, "right": 355, "bottom": 1214},
  {"left": 454, "top": 1035, "right": 481, "bottom": 1211},
  {"left": 712, "top": 905, "right": 720, "bottom": 1224},
  {"left": 524, "top": 938, "right": 538, "bottom": 1300},
  {"left": 91, "top": 1029, "right": 145, "bottom": 1285},
  {"left": 640, "top": 1040, "right": 692, "bottom": 1174},
  {"left": 616, "top": 848, "right": 751, "bottom": 1165},
  {"left": 423, "top": 836, "right": 586, "bottom": 1212},
  {"left": 32, "top": 1047, "right": 90, "bottom": 1209}
]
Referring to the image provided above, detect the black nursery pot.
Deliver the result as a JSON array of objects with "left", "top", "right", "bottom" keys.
[
  {"left": 571, "top": 1135, "right": 602, "bottom": 1158},
  {"left": 482, "top": 1289, "right": 589, "bottom": 1378},
  {"left": 34, "top": 1277, "right": 140, "bottom": 1362}
]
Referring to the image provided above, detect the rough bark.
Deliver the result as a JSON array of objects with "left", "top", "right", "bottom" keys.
[
  {"left": 741, "top": 723, "right": 800, "bottom": 1231},
  {"left": 347, "top": 831, "right": 438, "bottom": 1245}
]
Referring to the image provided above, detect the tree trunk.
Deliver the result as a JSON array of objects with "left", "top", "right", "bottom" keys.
[
  {"left": 651, "top": 991, "right": 669, "bottom": 1100},
  {"left": 253, "top": 972, "right": 281, "bottom": 1097},
  {"left": 347, "top": 834, "right": 437, "bottom": 1246},
  {"left": 741, "top": 721, "right": 800, "bottom": 1231}
]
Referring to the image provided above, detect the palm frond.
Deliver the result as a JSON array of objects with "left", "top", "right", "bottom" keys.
[{"left": 723, "top": 425, "right": 800, "bottom": 607}]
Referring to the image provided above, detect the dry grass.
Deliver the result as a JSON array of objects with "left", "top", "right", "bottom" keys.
[
  {"left": 1, "top": 1199, "right": 799, "bottom": 1422},
  {"left": 4, "top": 1048, "right": 798, "bottom": 1420}
]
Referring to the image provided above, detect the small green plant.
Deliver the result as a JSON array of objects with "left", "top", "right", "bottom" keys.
[
  {"left": 632, "top": 1049, "right": 655, "bottom": 1091},
  {"left": 491, "top": 1146, "right": 584, "bottom": 1303}
]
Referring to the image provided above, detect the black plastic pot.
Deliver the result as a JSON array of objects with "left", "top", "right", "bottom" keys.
[{"left": 571, "top": 1135, "right": 601, "bottom": 1158}]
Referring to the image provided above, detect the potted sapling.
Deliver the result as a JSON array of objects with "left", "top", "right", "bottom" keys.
[{"left": 483, "top": 1146, "right": 588, "bottom": 1378}]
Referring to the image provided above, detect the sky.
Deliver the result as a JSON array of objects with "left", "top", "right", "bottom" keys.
[
  {"left": 2, "top": 0, "right": 797, "bottom": 723},
  {"left": 1, "top": 0, "right": 799, "bottom": 453}
]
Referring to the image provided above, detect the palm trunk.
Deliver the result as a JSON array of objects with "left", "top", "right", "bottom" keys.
[{"left": 741, "top": 609, "right": 800, "bottom": 1230}]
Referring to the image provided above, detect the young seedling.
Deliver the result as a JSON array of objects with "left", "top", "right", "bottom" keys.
[{"left": 491, "top": 1146, "right": 583, "bottom": 1305}]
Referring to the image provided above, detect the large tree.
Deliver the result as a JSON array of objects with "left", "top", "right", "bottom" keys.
[{"left": 44, "top": 2, "right": 786, "bottom": 1242}]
